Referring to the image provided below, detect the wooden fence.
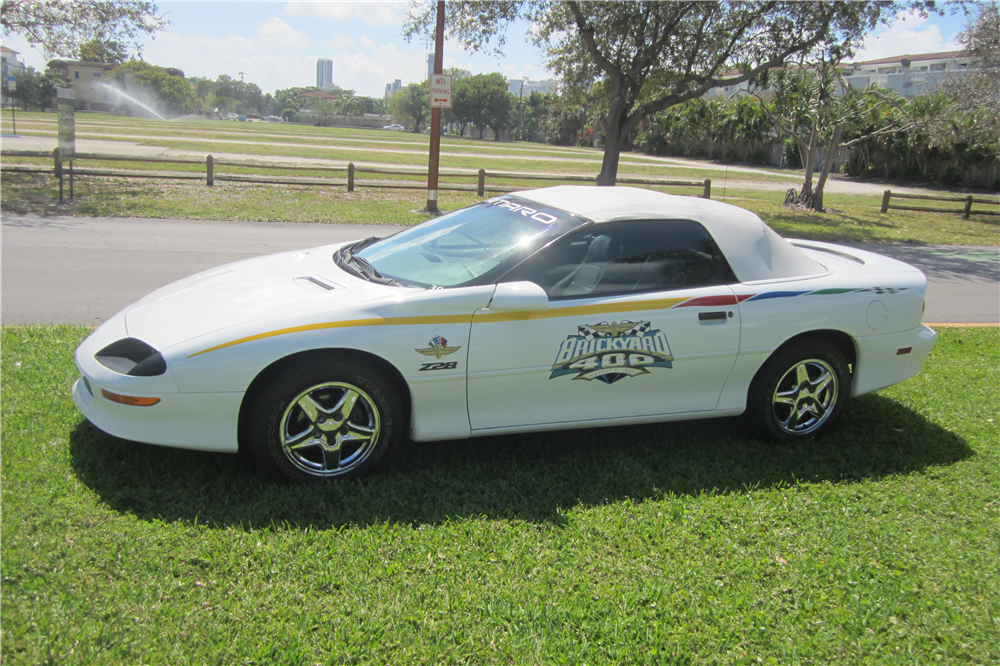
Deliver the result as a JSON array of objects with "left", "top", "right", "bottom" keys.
[
  {"left": 1, "top": 149, "right": 713, "bottom": 200},
  {"left": 880, "top": 189, "right": 1000, "bottom": 219}
]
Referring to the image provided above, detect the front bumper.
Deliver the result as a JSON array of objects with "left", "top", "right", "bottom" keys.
[{"left": 73, "top": 315, "right": 243, "bottom": 453}]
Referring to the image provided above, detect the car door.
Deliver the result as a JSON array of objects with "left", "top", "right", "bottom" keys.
[{"left": 466, "top": 218, "right": 743, "bottom": 431}]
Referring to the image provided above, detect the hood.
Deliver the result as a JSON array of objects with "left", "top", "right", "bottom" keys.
[{"left": 124, "top": 243, "right": 400, "bottom": 349}]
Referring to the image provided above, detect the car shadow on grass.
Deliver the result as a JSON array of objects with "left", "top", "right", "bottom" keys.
[{"left": 68, "top": 393, "right": 973, "bottom": 530}]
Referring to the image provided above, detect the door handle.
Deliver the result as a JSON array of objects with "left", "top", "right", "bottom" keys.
[{"left": 698, "top": 311, "right": 728, "bottom": 321}]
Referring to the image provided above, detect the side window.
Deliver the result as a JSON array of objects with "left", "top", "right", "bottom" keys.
[{"left": 510, "top": 219, "right": 735, "bottom": 299}]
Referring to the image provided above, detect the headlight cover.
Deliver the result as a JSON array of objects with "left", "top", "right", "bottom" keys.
[{"left": 95, "top": 338, "right": 167, "bottom": 377}]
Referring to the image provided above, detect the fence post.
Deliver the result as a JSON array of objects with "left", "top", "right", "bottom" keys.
[
  {"left": 348, "top": 162, "right": 355, "bottom": 192},
  {"left": 963, "top": 195, "right": 973, "bottom": 219},
  {"left": 53, "top": 148, "right": 64, "bottom": 203},
  {"left": 880, "top": 190, "right": 891, "bottom": 214},
  {"left": 69, "top": 160, "right": 73, "bottom": 199},
  {"left": 477, "top": 169, "right": 485, "bottom": 197},
  {"left": 702, "top": 178, "right": 711, "bottom": 200},
  {"left": 206, "top": 154, "right": 214, "bottom": 187}
]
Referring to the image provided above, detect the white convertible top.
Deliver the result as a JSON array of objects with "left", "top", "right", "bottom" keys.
[{"left": 514, "top": 185, "right": 825, "bottom": 283}]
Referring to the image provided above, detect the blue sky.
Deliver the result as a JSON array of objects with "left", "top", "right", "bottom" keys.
[{"left": 1, "top": 1, "right": 975, "bottom": 98}]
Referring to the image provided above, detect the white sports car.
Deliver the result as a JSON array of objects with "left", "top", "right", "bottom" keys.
[{"left": 73, "top": 186, "right": 937, "bottom": 482}]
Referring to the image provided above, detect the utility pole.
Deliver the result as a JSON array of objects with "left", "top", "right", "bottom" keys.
[{"left": 425, "top": 0, "right": 445, "bottom": 214}]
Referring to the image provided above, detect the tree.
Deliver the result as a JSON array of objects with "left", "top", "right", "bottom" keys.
[
  {"left": 108, "top": 59, "right": 195, "bottom": 115},
  {"left": 77, "top": 38, "right": 129, "bottom": 63},
  {"left": 311, "top": 99, "right": 338, "bottom": 126},
  {"left": 760, "top": 60, "right": 913, "bottom": 211},
  {"left": 9, "top": 66, "right": 67, "bottom": 110},
  {"left": 390, "top": 81, "right": 430, "bottom": 132},
  {"left": 1, "top": 0, "right": 167, "bottom": 58},
  {"left": 405, "top": 1, "right": 929, "bottom": 185},
  {"left": 935, "top": 4, "right": 1000, "bottom": 154},
  {"left": 448, "top": 72, "right": 512, "bottom": 139}
]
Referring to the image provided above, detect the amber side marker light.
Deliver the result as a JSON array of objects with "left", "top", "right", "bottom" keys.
[{"left": 102, "top": 389, "right": 161, "bottom": 407}]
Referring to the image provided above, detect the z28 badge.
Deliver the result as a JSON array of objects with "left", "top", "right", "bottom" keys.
[{"left": 550, "top": 321, "right": 673, "bottom": 384}]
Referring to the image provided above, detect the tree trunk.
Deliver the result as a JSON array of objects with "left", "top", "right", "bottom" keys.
[
  {"left": 799, "top": 124, "right": 819, "bottom": 198},
  {"left": 809, "top": 124, "right": 844, "bottom": 212}
]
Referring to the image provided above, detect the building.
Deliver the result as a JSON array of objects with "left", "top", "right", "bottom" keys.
[
  {"left": 706, "top": 50, "right": 974, "bottom": 101},
  {"left": 301, "top": 89, "right": 340, "bottom": 102},
  {"left": 384, "top": 78, "right": 402, "bottom": 100},
  {"left": 45, "top": 59, "right": 121, "bottom": 110},
  {"left": 2, "top": 46, "right": 26, "bottom": 78},
  {"left": 316, "top": 58, "right": 334, "bottom": 90},
  {"left": 427, "top": 53, "right": 435, "bottom": 80},
  {"left": 507, "top": 78, "right": 558, "bottom": 96},
  {"left": 841, "top": 51, "right": 972, "bottom": 97}
]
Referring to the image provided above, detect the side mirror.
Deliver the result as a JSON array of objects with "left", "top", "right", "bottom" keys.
[{"left": 488, "top": 281, "right": 549, "bottom": 312}]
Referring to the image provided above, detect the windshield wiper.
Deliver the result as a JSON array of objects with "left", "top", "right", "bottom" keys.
[{"left": 336, "top": 238, "right": 401, "bottom": 286}]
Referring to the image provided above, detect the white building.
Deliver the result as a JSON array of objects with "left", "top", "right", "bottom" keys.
[
  {"left": 706, "top": 50, "right": 974, "bottom": 101},
  {"left": 841, "top": 51, "right": 973, "bottom": 97},
  {"left": 507, "top": 78, "right": 558, "bottom": 97},
  {"left": 316, "top": 58, "right": 334, "bottom": 90},
  {"left": 46, "top": 59, "right": 121, "bottom": 110}
]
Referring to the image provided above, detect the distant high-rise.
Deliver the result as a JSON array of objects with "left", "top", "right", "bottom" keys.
[
  {"left": 427, "top": 53, "right": 435, "bottom": 79},
  {"left": 316, "top": 58, "right": 333, "bottom": 89},
  {"left": 384, "top": 78, "right": 402, "bottom": 100}
]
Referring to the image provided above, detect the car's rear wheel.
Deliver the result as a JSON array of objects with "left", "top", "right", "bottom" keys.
[
  {"left": 249, "top": 357, "right": 402, "bottom": 482},
  {"left": 745, "top": 342, "right": 850, "bottom": 441}
]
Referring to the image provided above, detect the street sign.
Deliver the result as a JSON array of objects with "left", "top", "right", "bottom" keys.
[
  {"left": 7, "top": 75, "right": 15, "bottom": 91},
  {"left": 58, "top": 102, "right": 76, "bottom": 157},
  {"left": 429, "top": 74, "right": 452, "bottom": 108}
]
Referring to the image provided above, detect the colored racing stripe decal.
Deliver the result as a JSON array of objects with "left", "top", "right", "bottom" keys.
[
  {"left": 187, "top": 286, "right": 903, "bottom": 357},
  {"left": 187, "top": 314, "right": 474, "bottom": 358},
  {"left": 674, "top": 294, "right": 753, "bottom": 307},
  {"left": 187, "top": 297, "right": 690, "bottom": 358}
]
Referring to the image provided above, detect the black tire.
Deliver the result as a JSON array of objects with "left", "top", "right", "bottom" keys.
[
  {"left": 249, "top": 357, "right": 403, "bottom": 482},
  {"left": 744, "top": 342, "right": 850, "bottom": 441}
]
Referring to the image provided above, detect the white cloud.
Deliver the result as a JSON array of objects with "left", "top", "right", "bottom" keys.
[
  {"left": 855, "top": 10, "right": 961, "bottom": 61},
  {"left": 329, "top": 43, "right": 424, "bottom": 93},
  {"left": 141, "top": 31, "right": 315, "bottom": 92},
  {"left": 283, "top": 1, "right": 405, "bottom": 28},
  {"left": 323, "top": 34, "right": 357, "bottom": 50},
  {"left": 257, "top": 17, "right": 310, "bottom": 50}
]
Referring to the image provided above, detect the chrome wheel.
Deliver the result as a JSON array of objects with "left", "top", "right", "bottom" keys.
[
  {"left": 770, "top": 358, "right": 839, "bottom": 435},
  {"left": 279, "top": 381, "right": 381, "bottom": 477}
]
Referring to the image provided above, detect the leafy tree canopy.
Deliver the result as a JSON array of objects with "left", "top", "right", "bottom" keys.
[
  {"left": 390, "top": 80, "right": 430, "bottom": 132},
  {"left": 405, "top": 0, "right": 940, "bottom": 184},
  {"left": 1, "top": 0, "right": 168, "bottom": 58},
  {"left": 108, "top": 59, "right": 194, "bottom": 114},
  {"left": 77, "top": 38, "right": 129, "bottom": 63}
]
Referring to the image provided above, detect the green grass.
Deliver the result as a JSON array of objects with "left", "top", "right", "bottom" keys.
[
  {"left": 2, "top": 326, "right": 998, "bottom": 664},
  {"left": 3, "top": 110, "right": 998, "bottom": 243},
  {"left": 2, "top": 171, "right": 996, "bottom": 244}
]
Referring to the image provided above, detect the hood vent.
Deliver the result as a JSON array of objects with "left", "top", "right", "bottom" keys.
[{"left": 293, "top": 276, "right": 342, "bottom": 292}]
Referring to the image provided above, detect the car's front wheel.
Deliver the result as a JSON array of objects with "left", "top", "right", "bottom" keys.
[
  {"left": 249, "top": 357, "right": 403, "bottom": 482},
  {"left": 745, "top": 342, "right": 850, "bottom": 441}
]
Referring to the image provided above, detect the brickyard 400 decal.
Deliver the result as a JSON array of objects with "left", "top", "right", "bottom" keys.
[{"left": 550, "top": 321, "right": 673, "bottom": 384}]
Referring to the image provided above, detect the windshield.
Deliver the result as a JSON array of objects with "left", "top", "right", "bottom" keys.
[{"left": 351, "top": 196, "right": 586, "bottom": 287}]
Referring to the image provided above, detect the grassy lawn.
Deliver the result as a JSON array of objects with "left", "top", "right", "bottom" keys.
[
  {"left": 2, "top": 326, "right": 998, "bottom": 665},
  {"left": 2, "top": 171, "right": 996, "bottom": 245},
  {"left": 3, "top": 110, "right": 998, "bottom": 246}
]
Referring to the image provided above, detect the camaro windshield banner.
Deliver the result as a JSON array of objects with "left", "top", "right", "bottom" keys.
[{"left": 550, "top": 320, "right": 673, "bottom": 384}]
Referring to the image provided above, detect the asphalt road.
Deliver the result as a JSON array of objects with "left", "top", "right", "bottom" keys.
[{"left": 2, "top": 213, "right": 997, "bottom": 326}]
